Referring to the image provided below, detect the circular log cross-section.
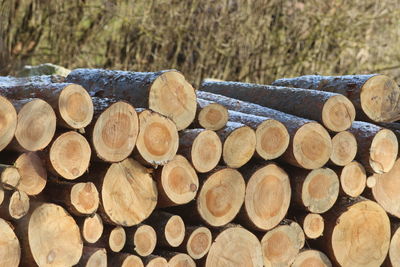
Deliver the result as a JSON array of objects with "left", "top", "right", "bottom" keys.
[
  {"left": 168, "top": 253, "right": 196, "bottom": 267},
  {"left": 109, "top": 226, "right": 126, "bottom": 252},
  {"left": 330, "top": 131, "right": 357, "bottom": 166},
  {"left": 128, "top": 224, "right": 157, "bottom": 256},
  {"left": 14, "top": 152, "right": 47, "bottom": 196},
  {"left": 190, "top": 130, "right": 222, "bottom": 173},
  {"left": 79, "top": 247, "right": 107, "bottom": 267},
  {"left": 184, "top": 226, "right": 212, "bottom": 260},
  {"left": 302, "top": 213, "right": 324, "bottom": 239},
  {"left": 136, "top": 110, "right": 179, "bottom": 166},
  {"left": 242, "top": 163, "right": 291, "bottom": 231},
  {"left": 0, "top": 218, "right": 20, "bottom": 267},
  {"left": 145, "top": 256, "right": 168, "bottom": 267},
  {"left": 8, "top": 190, "right": 30, "bottom": 219},
  {"left": 260, "top": 221, "right": 305, "bottom": 267},
  {"left": 291, "top": 250, "right": 332, "bottom": 267},
  {"left": 1, "top": 166, "right": 20, "bottom": 189},
  {"left": 388, "top": 226, "right": 400, "bottom": 267},
  {"left": 14, "top": 99, "right": 56, "bottom": 151},
  {"left": 339, "top": 161, "right": 366, "bottom": 197},
  {"left": 110, "top": 254, "right": 144, "bottom": 267},
  {"left": 197, "top": 101, "right": 229, "bottom": 131},
  {"left": 321, "top": 95, "right": 355, "bottom": 132},
  {"left": 92, "top": 101, "right": 139, "bottom": 162},
  {"left": 164, "top": 215, "right": 186, "bottom": 247},
  {"left": 255, "top": 119, "right": 289, "bottom": 161},
  {"left": 49, "top": 131, "right": 91, "bottom": 179},
  {"left": 28, "top": 203, "right": 83, "bottom": 266},
  {"left": 0, "top": 95, "right": 17, "bottom": 152},
  {"left": 198, "top": 168, "right": 246, "bottom": 227},
  {"left": 82, "top": 213, "right": 103, "bottom": 244},
  {"left": 0, "top": 187, "right": 3, "bottom": 205},
  {"left": 206, "top": 227, "right": 263, "bottom": 267},
  {"left": 70, "top": 182, "right": 99, "bottom": 215},
  {"left": 101, "top": 158, "right": 157, "bottom": 226}
]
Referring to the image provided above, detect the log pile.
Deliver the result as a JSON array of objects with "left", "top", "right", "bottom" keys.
[{"left": 0, "top": 71, "right": 399, "bottom": 267}]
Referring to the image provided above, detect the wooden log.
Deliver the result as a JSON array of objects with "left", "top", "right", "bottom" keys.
[
  {"left": 260, "top": 220, "right": 305, "bottom": 267},
  {"left": 109, "top": 253, "right": 143, "bottom": 267},
  {"left": 142, "top": 255, "right": 168, "bottom": 267},
  {"left": 0, "top": 186, "right": 3, "bottom": 205},
  {"left": 384, "top": 224, "right": 400, "bottom": 267},
  {"left": 217, "top": 122, "right": 256, "bottom": 168},
  {"left": 144, "top": 211, "right": 185, "bottom": 248},
  {"left": 273, "top": 74, "right": 400, "bottom": 122},
  {"left": 196, "top": 98, "right": 228, "bottom": 130},
  {"left": 0, "top": 218, "right": 21, "bottom": 267},
  {"left": 0, "top": 95, "right": 17, "bottom": 152},
  {"left": 46, "top": 131, "right": 91, "bottom": 180},
  {"left": 330, "top": 131, "right": 357, "bottom": 166},
  {"left": 76, "top": 213, "right": 104, "bottom": 244},
  {"left": 0, "top": 190, "right": 29, "bottom": 220},
  {"left": 0, "top": 165, "right": 20, "bottom": 190},
  {"left": 291, "top": 249, "right": 332, "bottom": 267},
  {"left": 200, "top": 79, "right": 355, "bottom": 132},
  {"left": 197, "top": 91, "right": 332, "bottom": 169},
  {"left": 205, "top": 226, "right": 263, "bottom": 267},
  {"left": 153, "top": 155, "right": 198, "bottom": 207},
  {"left": 177, "top": 226, "right": 212, "bottom": 260},
  {"left": 66, "top": 68, "right": 197, "bottom": 130},
  {"left": 238, "top": 163, "right": 291, "bottom": 231},
  {"left": 337, "top": 161, "right": 366, "bottom": 197},
  {"left": 178, "top": 129, "right": 222, "bottom": 173},
  {"left": 135, "top": 109, "right": 179, "bottom": 166},
  {"left": 125, "top": 224, "right": 157, "bottom": 256},
  {"left": 296, "top": 213, "right": 325, "bottom": 239},
  {"left": 94, "top": 225, "right": 126, "bottom": 253},
  {"left": 227, "top": 110, "right": 290, "bottom": 162},
  {"left": 157, "top": 252, "right": 196, "bottom": 267},
  {"left": 0, "top": 81, "right": 94, "bottom": 129},
  {"left": 14, "top": 152, "right": 47, "bottom": 196},
  {"left": 77, "top": 247, "right": 107, "bottom": 267}
]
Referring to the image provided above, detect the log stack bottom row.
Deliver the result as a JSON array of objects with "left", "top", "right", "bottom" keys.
[{"left": 0, "top": 70, "right": 400, "bottom": 267}]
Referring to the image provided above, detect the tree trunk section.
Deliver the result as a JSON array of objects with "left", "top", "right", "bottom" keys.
[
  {"left": 0, "top": 165, "right": 20, "bottom": 190},
  {"left": 76, "top": 213, "right": 104, "bottom": 244},
  {"left": 0, "top": 95, "right": 17, "bottom": 152},
  {"left": 336, "top": 161, "right": 366, "bottom": 197},
  {"left": 291, "top": 249, "right": 332, "bottom": 267},
  {"left": 0, "top": 218, "right": 21, "bottom": 267},
  {"left": 124, "top": 224, "right": 157, "bottom": 256},
  {"left": 195, "top": 98, "right": 228, "bottom": 130},
  {"left": 108, "top": 253, "right": 143, "bottom": 267},
  {"left": 0, "top": 190, "right": 29, "bottom": 220},
  {"left": 14, "top": 152, "right": 47, "bottom": 196},
  {"left": 296, "top": 213, "right": 325, "bottom": 239},
  {"left": 329, "top": 131, "right": 357, "bottom": 166},
  {"left": 156, "top": 252, "right": 196, "bottom": 267},
  {"left": 77, "top": 247, "right": 107, "bottom": 267},
  {"left": 142, "top": 255, "right": 168, "bottom": 267}
]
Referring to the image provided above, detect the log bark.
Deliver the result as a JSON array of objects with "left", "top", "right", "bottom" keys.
[
  {"left": 66, "top": 68, "right": 197, "bottom": 130},
  {"left": 0, "top": 95, "right": 17, "bottom": 152},
  {"left": 77, "top": 247, "right": 107, "bottom": 267},
  {"left": 178, "top": 129, "right": 222, "bottom": 173},
  {"left": 76, "top": 213, "right": 104, "bottom": 244},
  {"left": 176, "top": 226, "right": 212, "bottom": 260},
  {"left": 200, "top": 79, "right": 356, "bottom": 131},
  {"left": 296, "top": 213, "right": 325, "bottom": 239},
  {"left": 0, "top": 190, "right": 29, "bottom": 220},
  {"left": 0, "top": 165, "right": 20, "bottom": 190},
  {"left": 108, "top": 253, "right": 143, "bottom": 267},
  {"left": 291, "top": 249, "right": 332, "bottom": 267},
  {"left": 273, "top": 74, "right": 400, "bottom": 122},
  {"left": 0, "top": 218, "right": 21, "bottom": 267},
  {"left": 196, "top": 98, "right": 228, "bottom": 130},
  {"left": 197, "top": 91, "right": 332, "bottom": 169},
  {"left": 124, "top": 224, "right": 157, "bottom": 256},
  {"left": 329, "top": 131, "right": 357, "bottom": 166},
  {"left": 337, "top": 161, "right": 366, "bottom": 197}
]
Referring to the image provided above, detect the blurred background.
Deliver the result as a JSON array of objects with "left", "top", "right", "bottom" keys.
[{"left": 1, "top": 0, "right": 400, "bottom": 85}]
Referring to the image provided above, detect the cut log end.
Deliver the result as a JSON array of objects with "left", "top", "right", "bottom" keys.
[
  {"left": 261, "top": 221, "right": 305, "bottom": 267},
  {"left": 82, "top": 248, "right": 107, "bottom": 267},
  {"left": 70, "top": 182, "right": 99, "bottom": 215},
  {"left": 136, "top": 110, "right": 179, "bottom": 165},
  {"left": 0, "top": 218, "right": 20, "bottom": 267},
  {"left": 198, "top": 168, "right": 245, "bottom": 227},
  {"left": 168, "top": 253, "right": 196, "bottom": 267},
  {"left": 0, "top": 95, "right": 17, "bottom": 152},
  {"left": 302, "top": 213, "right": 324, "bottom": 239},
  {"left": 366, "top": 176, "right": 376, "bottom": 188},
  {"left": 223, "top": 126, "right": 256, "bottom": 168},
  {"left": 331, "top": 200, "right": 390, "bottom": 267},
  {"left": 340, "top": 161, "right": 366, "bottom": 197},
  {"left": 369, "top": 129, "right": 398, "bottom": 173},
  {"left": 93, "top": 101, "right": 139, "bottom": 162},
  {"left": 302, "top": 168, "right": 339, "bottom": 213},
  {"left": 165, "top": 215, "right": 185, "bottom": 247},
  {"left": 186, "top": 227, "right": 212, "bottom": 259},
  {"left": 82, "top": 213, "right": 103, "bottom": 243},
  {"left": 1, "top": 167, "right": 21, "bottom": 189},
  {"left": 58, "top": 84, "right": 94, "bottom": 129},
  {"left": 120, "top": 255, "right": 144, "bottom": 267},
  {"left": 134, "top": 224, "right": 157, "bottom": 256},
  {"left": 145, "top": 256, "right": 169, "bottom": 267},
  {"left": 206, "top": 227, "right": 263, "bottom": 267},
  {"left": 9, "top": 190, "right": 29, "bottom": 219},
  {"left": 330, "top": 131, "right": 357, "bottom": 166},
  {"left": 322, "top": 95, "right": 355, "bottom": 132},
  {"left": 15, "top": 99, "right": 56, "bottom": 151},
  {"left": 191, "top": 130, "right": 222, "bottom": 173},
  {"left": 255, "top": 120, "right": 289, "bottom": 160},
  {"left": 293, "top": 122, "right": 332, "bottom": 169},
  {"left": 244, "top": 163, "right": 291, "bottom": 230},
  {"left": 50, "top": 131, "right": 91, "bottom": 179},
  {"left": 360, "top": 75, "right": 400, "bottom": 122},
  {"left": 388, "top": 226, "right": 400, "bottom": 267},
  {"left": 0, "top": 187, "right": 3, "bottom": 205},
  {"left": 291, "top": 250, "right": 332, "bottom": 267},
  {"left": 198, "top": 102, "right": 229, "bottom": 131},
  {"left": 148, "top": 70, "right": 197, "bottom": 130},
  {"left": 109, "top": 226, "right": 126, "bottom": 252},
  {"left": 15, "top": 152, "right": 47, "bottom": 195}
]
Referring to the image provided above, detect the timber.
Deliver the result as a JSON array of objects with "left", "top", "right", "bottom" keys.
[
  {"left": 0, "top": 95, "right": 17, "bottom": 152},
  {"left": 77, "top": 247, "right": 107, "bottom": 267},
  {"left": 14, "top": 152, "right": 47, "bottom": 196},
  {"left": 109, "top": 253, "right": 143, "bottom": 267},
  {"left": 76, "top": 213, "right": 104, "bottom": 244},
  {"left": 0, "top": 190, "right": 30, "bottom": 220},
  {"left": 338, "top": 161, "right": 366, "bottom": 197},
  {"left": 0, "top": 218, "right": 20, "bottom": 267},
  {"left": 329, "top": 131, "right": 357, "bottom": 166},
  {"left": 291, "top": 250, "right": 332, "bottom": 267},
  {"left": 0, "top": 165, "right": 20, "bottom": 190},
  {"left": 298, "top": 213, "right": 325, "bottom": 239},
  {"left": 196, "top": 98, "right": 229, "bottom": 130},
  {"left": 177, "top": 226, "right": 212, "bottom": 260},
  {"left": 124, "top": 224, "right": 157, "bottom": 256}
]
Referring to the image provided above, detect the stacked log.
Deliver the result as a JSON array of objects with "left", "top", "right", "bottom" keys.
[{"left": 0, "top": 70, "right": 398, "bottom": 267}]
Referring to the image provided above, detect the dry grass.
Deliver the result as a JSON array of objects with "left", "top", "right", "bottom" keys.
[{"left": 1, "top": 0, "right": 400, "bottom": 86}]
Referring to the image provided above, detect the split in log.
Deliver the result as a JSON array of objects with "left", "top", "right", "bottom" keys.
[
  {"left": 0, "top": 95, "right": 17, "bottom": 152},
  {"left": 0, "top": 165, "right": 20, "bottom": 190},
  {"left": 109, "top": 253, "right": 143, "bottom": 267},
  {"left": 260, "top": 220, "right": 305, "bottom": 267},
  {"left": 330, "top": 131, "right": 357, "bottom": 166},
  {"left": 273, "top": 74, "right": 400, "bottom": 122},
  {"left": 125, "top": 224, "right": 157, "bottom": 256},
  {"left": 154, "top": 155, "right": 198, "bottom": 207},
  {"left": 48, "top": 131, "right": 91, "bottom": 180},
  {"left": 77, "top": 213, "right": 104, "bottom": 244},
  {"left": 205, "top": 226, "right": 263, "bottom": 267},
  {"left": 197, "top": 91, "right": 332, "bottom": 169},
  {"left": 0, "top": 190, "right": 29, "bottom": 220},
  {"left": 178, "top": 226, "right": 212, "bottom": 260},
  {"left": 66, "top": 68, "right": 197, "bottom": 130},
  {"left": 196, "top": 99, "right": 229, "bottom": 130},
  {"left": 142, "top": 255, "right": 168, "bottom": 267},
  {"left": 0, "top": 218, "right": 20, "bottom": 267},
  {"left": 179, "top": 129, "right": 222, "bottom": 173},
  {"left": 77, "top": 247, "right": 107, "bottom": 267},
  {"left": 338, "top": 161, "right": 366, "bottom": 197},
  {"left": 298, "top": 213, "right": 325, "bottom": 239},
  {"left": 135, "top": 109, "right": 179, "bottom": 166},
  {"left": 291, "top": 250, "right": 332, "bottom": 267},
  {"left": 14, "top": 152, "right": 47, "bottom": 196}
]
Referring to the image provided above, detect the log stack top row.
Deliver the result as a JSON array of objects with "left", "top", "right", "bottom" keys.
[{"left": 0, "top": 69, "right": 400, "bottom": 267}]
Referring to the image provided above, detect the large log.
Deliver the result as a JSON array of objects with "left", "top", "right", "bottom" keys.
[
  {"left": 291, "top": 250, "right": 332, "bottom": 267},
  {"left": 0, "top": 218, "right": 20, "bottom": 267},
  {"left": 66, "top": 68, "right": 197, "bottom": 130},
  {"left": 124, "top": 224, "right": 157, "bottom": 256},
  {"left": 200, "top": 79, "right": 355, "bottom": 132},
  {"left": 337, "top": 161, "right": 366, "bottom": 197},
  {"left": 196, "top": 98, "right": 229, "bottom": 130},
  {"left": 0, "top": 95, "right": 17, "bottom": 152},
  {"left": 197, "top": 91, "right": 332, "bottom": 169},
  {"left": 0, "top": 190, "right": 30, "bottom": 220},
  {"left": 273, "top": 74, "right": 400, "bottom": 122},
  {"left": 14, "top": 152, "right": 47, "bottom": 196},
  {"left": 77, "top": 247, "right": 107, "bottom": 267},
  {"left": 329, "top": 131, "right": 357, "bottom": 166},
  {"left": 177, "top": 226, "right": 212, "bottom": 260}
]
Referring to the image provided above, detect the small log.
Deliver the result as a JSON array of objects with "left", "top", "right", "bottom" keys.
[
  {"left": 0, "top": 218, "right": 21, "bottom": 267},
  {"left": 153, "top": 155, "right": 198, "bottom": 207},
  {"left": 337, "top": 161, "right": 366, "bottom": 197},
  {"left": 330, "top": 131, "right": 357, "bottom": 166},
  {"left": 66, "top": 68, "right": 197, "bottom": 130},
  {"left": 76, "top": 213, "right": 104, "bottom": 244},
  {"left": 217, "top": 122, "right": 256, "bottom": 168},
  {"left": 135, "top": 109, "right": 179, "bottom": 166},
  {"left": 0, "top": 190, "right": 29, "bottom": 220},
  {"left": 238, "top": 162, "right": 291, "bottom": 231},
  {"left": 384, "top": 224, "right": 400, "bottom": 267},
  {"left": 14, "top": 152, "right": 47, "bottom": 196},
  {"left": 109, "top": 253, "right": 143, "bottom": 267},
  {"left": 125, "top": 224, "right": 157, "bottom": 256},
  {"left": 77, "top": 247, "right": 107, "bottom": 267},
  {"left": 260, "top": 220, "right": 305, "bottom": 267},
  {"left": 205, "top": 226, "right": 263, "bottom": 267},
  {"left": 95, "top": 225, "right": 126, "bottom": 253},
  {"left": 0, "top": 95, "right": 17, "bottom": 152},
  {"left": 179, "top": 129, "right": 222, "bottom": 173},
  {"left": 0, "top": 165, "right": 20, "bottom": 190},
  {"left": 196, "top": 98, "right": 228, "bottom": 130},
  {"left": 297, "top": 213, "right": 325, "bottom": 239},
  {"left": 273, "top": 74, "right": 400, "bottom": 122},
  {"left": 177, "top": 226, "right": 212, "bottom": 260},
  {"left": 142, "top": 255, "right": 168, "bottom": 267},
  {"left": 157, "top": 252, "right": 196, "bottom": 267},
  {"left": 291, "top": 249, "right": 332, "bottom": 267},
  {"left": 197, "top": 91, "right": 332, "bottom": 169}
]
